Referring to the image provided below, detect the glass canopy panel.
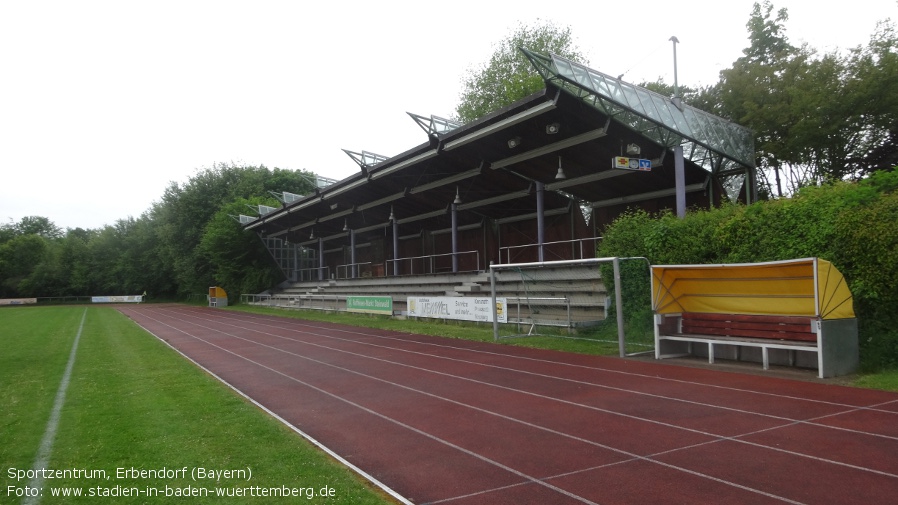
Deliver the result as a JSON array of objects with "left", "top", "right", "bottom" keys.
[
  {"left": 649, "top": 94, "right": 678, "bottom": 133},
  {"left": 529, "top": 50, "right": 754, "bottom": 171},
  {"left": 590, "top": 72, "right": 613, "bottom": 99},
  {"left": 635, "top": 88, "right": 664, "bottom": 124},
  {"left": 554, "top": 57, "right": 575, "bottom": 80},
  {"left": 571, "top": 64, "right": 593, "bottom": 88},
  {"left": 682, "top": 107, "right": 712, "bottom": 145},
  {"left": 720, "top": 173, "right": 746, "bottom": 203},
  {"left": 666, "top": 103, "right": 694, "bottom": 137},
  {"left": 619, "top": 83, "right": 647, "bottom": 116},
  {"left": 605, "top": 77, "right": 627, "bottom": 104}
]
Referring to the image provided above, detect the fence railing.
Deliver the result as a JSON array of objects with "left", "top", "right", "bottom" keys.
[
  {"left": 296, "top": 265, "right": 331, "bottom": 282},
  {"left": 335, "top": 262, "right": 373, "bottom": 279},
  {"left": 385, "top": 250, "right": 480, "bottom": 276},
  {"left": 241, "top": 293, "right": 347, "bottom": 312},
  {"left": 499, "top": 237, "right": 602, "bottom": 264}
]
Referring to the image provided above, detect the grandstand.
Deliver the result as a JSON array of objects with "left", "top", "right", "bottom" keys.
[
  {"left": 240, "top": 48, "right": 754, "bottom": 328},
  {"left": 247, "top": 262, "right": 606, "bottom": 329}
]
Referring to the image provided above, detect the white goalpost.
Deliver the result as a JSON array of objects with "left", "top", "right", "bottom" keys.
[{"left": 489, "top": 257, "right": 630, "bottom": 357}]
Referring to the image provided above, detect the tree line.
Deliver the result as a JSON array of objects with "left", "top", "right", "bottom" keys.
[{"left": 0, "top": 164, "right": 316, "bottom": 300}]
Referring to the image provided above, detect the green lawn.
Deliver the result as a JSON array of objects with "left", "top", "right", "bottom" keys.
[{"left": 1, "top": 306, "right": 395, "bottom": 504}]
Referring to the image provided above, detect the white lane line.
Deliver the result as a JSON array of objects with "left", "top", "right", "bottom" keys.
[
  {"left": 145, "top": 309, "right": 810, "bottom": 505},
  {"left": 128, "top": 310, "right": 603, "bottom": 505},
  {"left": 174, "top": 307, "right": 898, "bottom": 445},
  {"left": 23, "top": 308, "right": 87, "bottom": 505},
  {"left": 174, "top": 310, "right": 898, "bottom": 479},
  {"left": 196, "top": 307, "right": 898, "bottom": 415},
  {"left": 121, "top": 309, "right": 415, "bottom": 505}
]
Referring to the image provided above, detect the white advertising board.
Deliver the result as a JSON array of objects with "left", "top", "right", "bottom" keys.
[
  {"left": 91, "top": 295, "right": 143, "bottom": 303},
  {"left": 0, "top": 298, "right": 37, "bottom": 306},
  {"left": 407, "top": 296, "right": 507, "bottom": 323}
]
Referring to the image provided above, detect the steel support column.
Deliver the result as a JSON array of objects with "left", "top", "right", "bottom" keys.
[
  {"left": 536, "top": 181, "right": 545, "bottom": 262},
  {"left": 451, "top": 202, "right": 459, "bottom": 273}
]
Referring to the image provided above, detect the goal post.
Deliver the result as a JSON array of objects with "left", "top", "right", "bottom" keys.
[{"left": 489, "top": 257, "right": 650, "bottom": 357}]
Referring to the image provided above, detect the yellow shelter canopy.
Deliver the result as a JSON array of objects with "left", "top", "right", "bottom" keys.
[{"left": 651, "top": 258, "right": 855, "bottom": 320}]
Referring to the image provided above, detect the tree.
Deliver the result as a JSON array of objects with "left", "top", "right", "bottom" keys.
[
  {"left": 455, "top": 20, "right": 587, "bottom": 123},
  {"left": 0, "top": 234, "right": 48, "bottom": 297},
  {"left": 711, "top": 2, "right": 898, "bottom": 195},
  {"left": 715, "top": 1, "right": 804, "bottom": 196},
  {"left": 0, "top": 216, "right": 62, "bottom": 243},
  {"left": 198, "top": 198, "right": 284, "bottom": 297},
  {"left": 153, "top": 163, "right": 318, "bottom": 296}
]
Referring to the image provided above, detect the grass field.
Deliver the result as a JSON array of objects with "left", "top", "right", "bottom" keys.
[{"left": 1, "top": 306, "right": 394, "bottom": 504}]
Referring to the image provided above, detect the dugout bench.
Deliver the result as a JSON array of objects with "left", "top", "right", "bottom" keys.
[{"left": 651, "top": 258, "right": 859, "bottom": 379}]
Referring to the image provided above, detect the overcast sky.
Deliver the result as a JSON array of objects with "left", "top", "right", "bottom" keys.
[{"left": 1, "top": 0, "right": 895, "bottom": 231}]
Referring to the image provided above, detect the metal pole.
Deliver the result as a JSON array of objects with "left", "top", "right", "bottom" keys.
[
  {"left": 675, "top": 145, "right": 686, "bottom": 218},
  {"left": 318, "top": 237, "right": 324, "bottom": 281},
  {"left": 350, "top": 229, "right": 357, "bottom": 279},
  {"left": 536, "top": 181, "right": 545, "bottom": 262},
  {"left": 490, "top": 262, "right": 499, "bottom": 341},
  {"left": 451, "top": 202, "right": 459, "bottom": 273},
  {"left": 614, "top": 257, "right": 626, "bottom": 357},
  {"left": 669, "top": 36, "right": 680, "bottom": 100},
  {"left": 392, "top": 219, "right": 400, "bottom": 276}
]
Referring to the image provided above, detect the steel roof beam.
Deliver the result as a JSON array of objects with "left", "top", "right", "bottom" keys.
[
  {"left": 490, "top": 125, "right": 609, "bottom": 170},
  {"left": 442, "top": 97, "right": 558, "bottom": 152},
  {"left": 590, "top": 182, "right": 706, "bottom": 208}
]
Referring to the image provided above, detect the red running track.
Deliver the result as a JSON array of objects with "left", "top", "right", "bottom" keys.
[{"left": 118, "top": 305, "right": 898, "bottom": 505}]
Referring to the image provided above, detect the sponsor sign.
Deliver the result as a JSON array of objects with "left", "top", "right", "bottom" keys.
[
  {"left": 91, "top": 295, "right": 143, "bottom": 303},
  {"left": 346, "top": 296, "right": 393, "bottom": 314},
  {"left": 407, "top": 296, "right": 507, "bottom": 323},
  {"left": 0, "top": 298, "right": 37, "bottom": 306},
  {"left": 613, "top": 156, "right": 652, "bottom": 171}
]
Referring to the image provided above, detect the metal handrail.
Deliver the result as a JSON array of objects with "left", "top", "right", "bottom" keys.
[
  {"left": 335, "top": 262, "right": 372, "bottom": 279},
  {"left": 385, "top": 250, "right": 481, "bottom": 276},
  {"left": 296, "top": 265, "right": 331, "bottom": 281},
  {"left": 500, "top": 237, "right": 602, "bottom": 264}
]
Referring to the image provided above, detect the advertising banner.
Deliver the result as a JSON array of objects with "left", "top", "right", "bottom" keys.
[
  {"left": 0, "top": 298, "right": 37, "bottom": 306},
  {"left": 347, "top": 296, "right": 393, "bottom": 314},
  {"left": 407, "top": 296, "right": 507, "bottom": 323},
  {"left": 91, "top": 295, "right": 143, "bottom": 303}
]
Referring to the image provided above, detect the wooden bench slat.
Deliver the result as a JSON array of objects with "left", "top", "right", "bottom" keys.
[
  {"left": 683, "top": 319, "right": 812, "bottom": 333},
  {"left": 680, "top": 324, "right": 817, "bottom": 342},
  {"left": 678, "top": 312, "right": 817, "bottom": 342},
  {"left": 681, "top": 313, "right": 810, "bottom": 325}
]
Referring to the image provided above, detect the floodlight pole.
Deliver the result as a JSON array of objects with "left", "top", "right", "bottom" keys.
[
  {"left": 670, "top": 35, "right": 686, "bottom": 219},
  {"left": 669, "top": 36, "right": 680, "bottom": 101}
]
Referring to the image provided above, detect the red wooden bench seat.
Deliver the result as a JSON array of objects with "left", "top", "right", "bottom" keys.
[
  {"left": 655, "top": 312, "right": 820, "bottom": 373},
  {"left": 678, "top": 313, "right": 816, "bottom": 342}
]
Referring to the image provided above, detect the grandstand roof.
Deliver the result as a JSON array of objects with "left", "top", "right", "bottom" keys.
[{"left": 244, "top": 49, "right": 755, "bottom": 249}]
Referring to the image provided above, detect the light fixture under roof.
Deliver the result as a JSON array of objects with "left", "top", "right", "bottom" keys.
[
  {"left": 507, "top": 136, "right": 522, "bottom": 149},
  {"left": 342, "top": 219, "right": 348, "bottom": 231},
  {"left": 388, "top": 205, "right": 395, "bottom": 222},
  {"left": 453, "top": 187, "right": 462, "bottom": 205},
  {"left": 309, "top": 229, "right": 315, "bottom": 240},
  {"left": 555, "top": 156, "right": 567, "bottom": 180},
  {"left": 546, "top": 122, "right": 560, "bottom": 134}
]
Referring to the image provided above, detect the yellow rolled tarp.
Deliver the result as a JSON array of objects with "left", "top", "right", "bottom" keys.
[{"left": 651, "top": 258, "right": 855, "bottom": 320}]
